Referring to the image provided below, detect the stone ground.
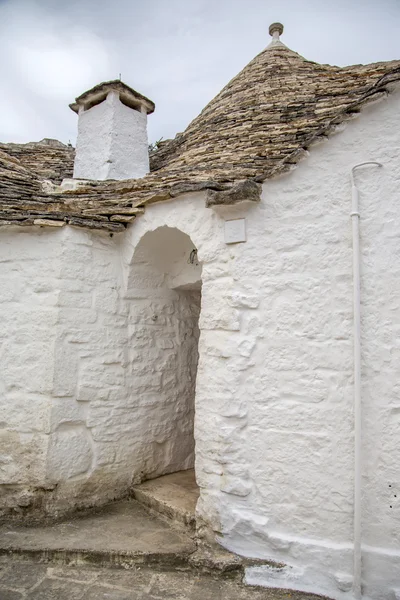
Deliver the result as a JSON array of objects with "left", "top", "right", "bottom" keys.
[
  {"left": 0, "top": 559, "right": 329, "bottom": 599},
  {"left": 0, "top": 493, "right": 330, "bottom": 599}
]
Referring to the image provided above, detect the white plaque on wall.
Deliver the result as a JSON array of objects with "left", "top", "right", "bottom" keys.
[{"left": 224, "top": 219, "right": 246, "bottom": 244}]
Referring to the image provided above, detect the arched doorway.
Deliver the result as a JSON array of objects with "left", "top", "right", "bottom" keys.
[{"left": 128, "top": 227, "right": 201, "bottom": 522}]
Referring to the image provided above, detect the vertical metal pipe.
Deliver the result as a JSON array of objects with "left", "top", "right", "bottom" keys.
[
  {"left": 351, "top": 182, "right": 362, "bottom": 600},
  {"left": 350, "top": 162, "right": 382, "bottom": 600}
]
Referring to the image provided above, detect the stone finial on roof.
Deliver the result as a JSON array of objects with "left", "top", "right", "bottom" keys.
[{"left": 268, "top": 22, "right": 284, "bottom": 45}]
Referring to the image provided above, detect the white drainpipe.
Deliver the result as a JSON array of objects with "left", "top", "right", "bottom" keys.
[{"left": 350, "top": 161, "right": 382, "bottom": 600}]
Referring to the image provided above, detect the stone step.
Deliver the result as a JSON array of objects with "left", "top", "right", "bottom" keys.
[
  {"left": 132, "top": 469, "right": 199, "bottom": 531},
  {"left": 0, "top": 499, "right": 196, "bottom": 570},
  {"left": 0, "top": 496, "right": 297, "bottom": 590}
]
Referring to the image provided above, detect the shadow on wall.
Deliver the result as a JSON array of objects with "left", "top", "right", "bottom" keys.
[
  {"left": 130, "top": 226, "right": 202, "bottom": 291},
  {"left": 127, "top": 227, "right": 202, "bottom": 484}
]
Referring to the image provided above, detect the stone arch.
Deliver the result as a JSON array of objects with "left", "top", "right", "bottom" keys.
[{"left": 126, "top": 226, "right": 202, "bottom": 483}]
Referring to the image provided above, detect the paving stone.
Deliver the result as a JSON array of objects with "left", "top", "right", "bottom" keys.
[
  {"left": 148, "top": 571, "right": 194, "bottom": 598},
  {"left": 94, "top": 567, "right": 152, "bottom": 590},
  {"left": 190, "top": 577, "right": 223, "bottom": 600},
  {"left": 48, "top": 566, "right": 99, "bottom": 583},
  {"left": 82, "top": 584, "right": 139, "bottom": 600},
  {"left": 0, "top": 562, "right": 47, "bottom": 589},
  {"left": 0, "top": 589, "right": 24, "bottom": 600},
  {"left": 26, "top": 577, "right": 88, "bottom": 599},
  {"left": 0, "top": 558, "right": 331, "bottom": 600},
  {"left": 0, "top": 562, "right": 10, "bottom": 578}
]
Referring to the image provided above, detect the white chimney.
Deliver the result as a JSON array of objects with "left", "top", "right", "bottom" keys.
[{"left": 70, "top": 80, "right": 155, "bottom": 181}]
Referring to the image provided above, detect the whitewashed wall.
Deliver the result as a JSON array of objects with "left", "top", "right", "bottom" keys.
[
  {"left": 0, "top": 87, "right": 398, "bottom": 599},
  {"left": 45, "top": 225, "right": 201, "bottom": 515},
  {"left": 206, "top": 89, "right": 400, "bottom": 600},
  {"left": 0, "top": 229, "right": 59, "bottom": 514},
  {"left": 73, "top": 91, "right": 150, "bottom": 181},
  {"left": 46, "top": 228, "right": 127, "bottom": 514}
]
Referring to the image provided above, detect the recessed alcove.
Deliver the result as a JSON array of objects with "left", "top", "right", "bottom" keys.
[{"left": 128, "top": 227, "right": 202, "bottom": 488}]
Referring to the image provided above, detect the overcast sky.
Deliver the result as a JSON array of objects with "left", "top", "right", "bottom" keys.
[{"left": 0, "top": 0, "right": 399, "bottom": 146}]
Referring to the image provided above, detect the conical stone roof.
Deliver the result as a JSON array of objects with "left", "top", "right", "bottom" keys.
[{"left": 150, "top": 41, "right": 400, "bottom": 182}]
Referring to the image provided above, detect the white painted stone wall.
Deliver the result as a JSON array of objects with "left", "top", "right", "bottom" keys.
[
  {"left": 0, "top": 224, "right": 201, "bottom": 517},
  {"left": 200, "top": 88, "right": 400, "bottom": 600},
  {"left": 46, "top": 227, "right": 127, "bottom": 513},
  {"left": 0, "top": 86, "right": 399, "bottom": 600},
  {"left": 73, "top": 91, "right": 150, "bottom": 180},
  {"left": 0, "top": 228, "right": 59, "bottom": 513}
]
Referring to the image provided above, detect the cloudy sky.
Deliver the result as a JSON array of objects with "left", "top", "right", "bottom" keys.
[{"left": 0, "top": 0, "right": 399, "bottom": 146}]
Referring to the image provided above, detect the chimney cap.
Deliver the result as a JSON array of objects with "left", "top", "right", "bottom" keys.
[
  {"left": 269, "top": 22, "right": 284, "bottom": 39},
  {"left": 69, "top": 80, "right": 155, "bottom": 115}
]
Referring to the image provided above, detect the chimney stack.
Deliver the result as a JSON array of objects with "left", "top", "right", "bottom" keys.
[{"left": 70, "top": 80, "right": 155, "bottom": 181}]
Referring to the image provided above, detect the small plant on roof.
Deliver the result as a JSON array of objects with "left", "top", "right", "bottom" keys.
[{"left": 148, "top": 138, "right": 163, "bottom": 153}]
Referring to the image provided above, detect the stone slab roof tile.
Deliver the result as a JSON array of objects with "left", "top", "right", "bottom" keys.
[
  {"left": 0, "top": 139, "right": 74, "bottom": 184},
  {"left": 1, "top": 42, "right": 399, "bottom": 230},
  {"left": 69, "top": 80, "right": 155, "bottom": 114}
]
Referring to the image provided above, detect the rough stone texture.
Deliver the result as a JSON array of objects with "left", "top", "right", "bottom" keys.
[
  {"left": 0, "top": 139, "right": 74, "bottom": 184},
  {"left": 0, "top": 44, "right": 399, "bottom": 229},
  {"left": 0, "top": 499, "right": 196, "bottom": 565},
  {"left": 206, "top": 180, "right": 262, "bottom": 208},
  {"left": 0, "top": 222, "right": 202, "bottom": 518},
  {"left": 0, "top": 558, "right": 329, "bottom": 599},
  {"left": 0, "top": 227, "right": 60, "bottom": 514},
  {"left": 151, "top": 47, "right": 400, "bottom": 187},
  {"left": 132, "top": 469, "right": 199, "bottom": 529},
  {"left": 69, "top": 80, "right": 155, "bottom": 115},
  {"left": 73, "top": 91, "right": 151, "bottom": 181}
]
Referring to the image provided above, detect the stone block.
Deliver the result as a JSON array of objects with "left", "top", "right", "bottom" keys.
[
  {"left": 199, "top": 308, "right": 240, "bottom": 331},
  {"left": 230, "top": 291, "right": 260, "bottom": 309},
  {"left": 58, "top": 291, "right": 93, "bottom": 309},
  {"left": 49, "top": 398, "right": 87, "bottom": 432},
  {"left": 47, "top": 427, "right": 93, "bottom": 480},
  {"left": 220, "top": 475, "right": 252, "bottom": 497},
  {"left": 93, "top": 288, "right": 120, "bottom": 314},
  {"left": 53, "top": 343, "right": 79, "bottom": 397}
]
